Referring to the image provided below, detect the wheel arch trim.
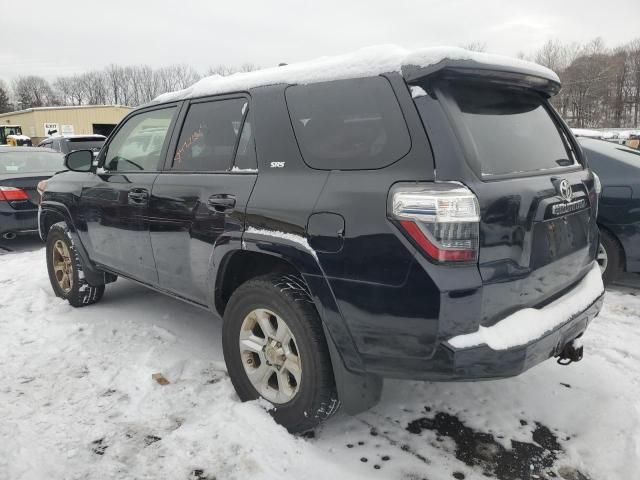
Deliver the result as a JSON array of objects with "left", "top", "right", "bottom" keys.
[
  {"left": 209, "top": 232, "right": 367, "bottom": 375},
  {"left": 40, "top": 201, "right": 106, "bottom": 286}
]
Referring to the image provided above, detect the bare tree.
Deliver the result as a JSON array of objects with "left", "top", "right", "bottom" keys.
[
  {"left": 6, "top": 39, "right": 640, "bottom": 127},
  {"left": 206, "top": 64, "right": 237, "bottom": 77},
  {"left": 461, "top": 41, "right": 487, "bottom": 52},
  {"left": 155, "top": 64, "right": 201, "bottom": 95},
  {"left": 0, "top": 80, "right": 11, "bottom": 113},
  {"left": 206, "top": 63, "right": 260, "bottom": 77},
  {"left": 12, "top": 76, "right": 56, "bottom": 108},
  {"left": 54, "top": 75, "right": 87, "bottom": 106},
  {"left": 105, "top": 64, "right": 127, "bottom": 105},
  {"left": 627, "top": 39, "right": 640, "bottom": 127}
]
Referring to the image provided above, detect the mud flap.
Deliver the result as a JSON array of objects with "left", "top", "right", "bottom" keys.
[{"left": 323, "top": 324, "right": 382, "bottom": 415}]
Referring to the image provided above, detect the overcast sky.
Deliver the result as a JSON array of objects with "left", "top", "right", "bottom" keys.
[{"left": 1, "top": 0, "right": 639, "bottom": 85}]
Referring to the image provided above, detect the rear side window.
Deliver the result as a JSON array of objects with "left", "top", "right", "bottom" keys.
[
  {"left": 286, "top": 77, "right": 410, "bottom": 170},
  {"left": 441, "top": 83, "right": 577, "bottom": 177},
  {"left": 173, "top": 98, "right": 247, "bottom": 171}
]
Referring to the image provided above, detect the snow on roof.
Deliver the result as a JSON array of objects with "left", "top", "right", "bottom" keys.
[{"left": 154, "top": 45, "right": 559, "bottom": 103}]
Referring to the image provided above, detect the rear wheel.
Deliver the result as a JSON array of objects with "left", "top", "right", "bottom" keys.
[
  {"left": 46, "top": 222, "right": 105, "bottom": 307},
  {"left": 598, "top": 229, "right": 623, "bottom": 286},
  {"left": 222, "top": 274, "right": 339, "bottom": 433}
]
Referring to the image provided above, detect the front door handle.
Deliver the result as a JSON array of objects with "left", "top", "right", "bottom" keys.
[
  {"left": 207, "top": 194, "right": 236, "bottom": 212},
  {"left": 128, "top": 188, "right": 149, "bottom": 205}
]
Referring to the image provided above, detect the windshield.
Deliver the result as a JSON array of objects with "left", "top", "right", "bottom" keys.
[
  {"left": 66, "top": 139, "right": 104, "bottom": 152},
  {"left": 0, "top": 151, "right": 64, "bottom": 173},
  {"left": 440, "top": 82, "right": 578, "bottom": 177},
  {"left": 2, "top": 126, "right": 22, "bottom": 136}
]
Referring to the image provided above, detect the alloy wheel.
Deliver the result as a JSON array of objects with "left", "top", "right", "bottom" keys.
[
  {"left": 52, "top": 239, "right": 74, "bottom": 293},
  {"left": 239, "top": 308, "right": 302, "bottom": 404}
]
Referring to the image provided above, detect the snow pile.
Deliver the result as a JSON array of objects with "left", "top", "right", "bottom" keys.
[
  {"left": 154, "top": 45, "right": 559, "bottom": 103},
  {"left": 448, "top": 262, "right": 604, "bottom": 350},
  {"left": 0, "top": 247, "right": 639, "bottom": 479},
  {"left": 0, "top": 249, "right": 362, "bottom": 480}
]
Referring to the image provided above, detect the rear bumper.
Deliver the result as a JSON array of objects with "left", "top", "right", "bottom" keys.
[
  {"left": 435, "top": 292, "right": 603, "bottom": 380},
  {"left": 0, "top": 208, "right": 39, "bottom": 237},
  {"left": 361, "top": 265, "right": 604, "bottom": 381}
]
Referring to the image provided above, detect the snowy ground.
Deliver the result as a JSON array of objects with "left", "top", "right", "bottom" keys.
[{"left": 1, "top": 242, "right": 639, "bottom": 480}]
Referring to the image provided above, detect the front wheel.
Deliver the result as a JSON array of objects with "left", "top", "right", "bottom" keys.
[
  {"left": 222, "top": 274, "right": 339, "bottom": 433},
  {"left": 46, "top": 222, "right": 105, "bottom": 307}
]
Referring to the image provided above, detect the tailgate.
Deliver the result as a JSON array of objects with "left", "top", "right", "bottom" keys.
[
  {"left": 473, "top": 172, "right": 598, "bottom": 325},
  {"left": 421, "top": 79, "right": 599, "bottom": 325}
]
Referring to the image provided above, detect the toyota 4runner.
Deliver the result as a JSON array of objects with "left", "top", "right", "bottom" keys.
[{"left": 39, "top": 46, "right": 605, "bottom": 433}]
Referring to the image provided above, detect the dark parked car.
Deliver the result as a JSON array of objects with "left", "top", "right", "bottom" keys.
[
  {"left": 0, "top": 146, "right": 64, "bottom": 240},
  {"left": 39, "top": 48, "right": 604, "bottom": 432},
  {"left": 38, "top": 134, "right": 106, "bottom": 155},
  {"left": 578, "top": 137, "right": 640, "bottom": 283}
]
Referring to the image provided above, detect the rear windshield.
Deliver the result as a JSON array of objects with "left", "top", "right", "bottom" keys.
[
  {"left": 0, "top": 151, "right": 64, "bottom": 173},
  {"left": 65, "top": 139, "right": 105, "bottom": 152},
  {"left": 441, "top": 83, "right": 577, "bottom": 176}
]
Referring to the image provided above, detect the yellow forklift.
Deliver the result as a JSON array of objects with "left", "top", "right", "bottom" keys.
[{"left": 0, "top": 125, "right": 32, "bottom": 146}]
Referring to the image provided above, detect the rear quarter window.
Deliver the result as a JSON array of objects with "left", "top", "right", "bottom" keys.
[{"left": 285, "top": 77, "right": 410, "bottom": 170}]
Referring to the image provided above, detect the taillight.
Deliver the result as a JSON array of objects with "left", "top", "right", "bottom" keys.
[
  {"left": 389, "top": 183, "right": 480, "bottom": 263},
  {"left": 0, "top": 186, "right": 30, "bottom": 202}
]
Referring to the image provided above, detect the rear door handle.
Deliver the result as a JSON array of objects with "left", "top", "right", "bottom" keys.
[
  {"left": 207, "top": 194, "right": 236, "bottom": 212},
  {"left": 128, "top": 188, "right": 149, "bottom": 205}
]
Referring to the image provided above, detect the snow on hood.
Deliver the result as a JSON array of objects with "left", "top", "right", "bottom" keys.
[
  {"left": 154, "top": 45, "right": 559, "bottom": 103},
  {"left": 448, "top": 262, "right": 604, "bottom": 350},
  {"left": 7, "top": 134, "right": 30, "bottom": 140}
]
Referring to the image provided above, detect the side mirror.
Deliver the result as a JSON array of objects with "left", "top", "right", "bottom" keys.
[{"left": 65, "top": 150, "right": 94, "bottom": 172}]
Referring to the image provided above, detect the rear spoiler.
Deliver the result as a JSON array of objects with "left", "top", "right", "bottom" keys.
[{"left": 402, "top": 59, "right": 561, "bottom": 97}]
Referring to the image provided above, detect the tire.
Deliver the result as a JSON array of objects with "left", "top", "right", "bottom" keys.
[
  {"left": 46, "top": 222, "right": 105, "bottom": 307},
  {"left": 598, "top": 229, "right": 623, "bottom": 286},
  {"left": 222, "top": 274, "right": 340, "bottom": 433}
]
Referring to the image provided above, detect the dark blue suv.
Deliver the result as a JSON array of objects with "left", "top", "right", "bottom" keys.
[
  {"left": 578, "top": 137, "right": 640, "bottom": 284},
  {"left": 38, "top": 47, "right": 604, "bottom": 432}
]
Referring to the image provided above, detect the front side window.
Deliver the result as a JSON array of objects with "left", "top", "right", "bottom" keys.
[
  {"left": 172, "top": 98, "right": 247, "bottom": 171},
  {"left": 104, "top": 107, "right": 175, "bottom": 172},
  {"left": 285, "top": 77, "right": 411, "bottom": 170}
]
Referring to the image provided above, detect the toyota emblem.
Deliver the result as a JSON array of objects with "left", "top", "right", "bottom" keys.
[{"left": 558, "top": 179, "right": 573, "bottom": 202}]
